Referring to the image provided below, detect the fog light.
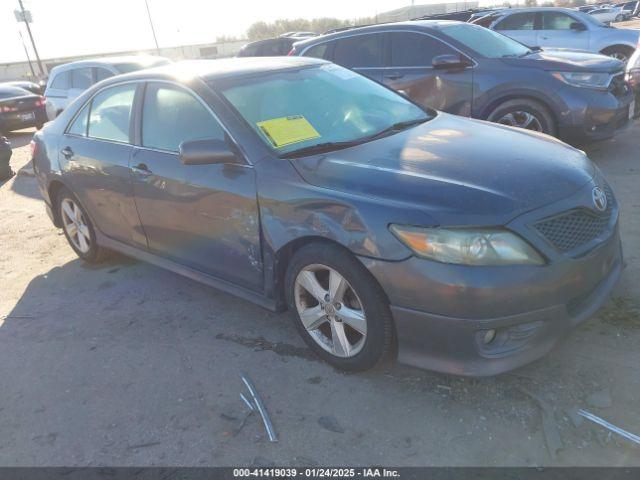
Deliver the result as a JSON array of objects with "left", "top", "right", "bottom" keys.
[{"left": 483, "top": 329, "right": 497, "bottom": 345}]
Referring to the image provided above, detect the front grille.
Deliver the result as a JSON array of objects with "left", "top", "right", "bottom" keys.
[
  {"left": 534, "top": 186, "right": 614, "bottom": 253},
  {"left": 609, "top": 72, "right": 630, "bottom": 97}
]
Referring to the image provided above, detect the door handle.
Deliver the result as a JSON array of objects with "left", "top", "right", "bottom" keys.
[
  {"left": 384, "top": 73, "right": 404, "bottom": 80},
  {"left": 131, "top": 163, "right": 152, "bottom": 177},
  {"left": 61, "top": 146, "right": 74, "bottom": 159}
]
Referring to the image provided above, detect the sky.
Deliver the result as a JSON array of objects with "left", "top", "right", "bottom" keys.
[{"left": 0, "top": 0, "right": 494, "bottom": 64}]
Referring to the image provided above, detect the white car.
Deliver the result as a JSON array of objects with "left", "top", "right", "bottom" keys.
[
  {"left": 44, "top": 55, "right": 170, "bottom": 117},
  {"left": 475, "top": 7, "right": 640, "bottom": 63},
  {"left": 589, "top": 6, "right": 630, "bottom": 23}
]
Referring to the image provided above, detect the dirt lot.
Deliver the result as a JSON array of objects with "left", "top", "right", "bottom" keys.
[{"left": 1, "top": 125, "right": 639, "bottom": 467}]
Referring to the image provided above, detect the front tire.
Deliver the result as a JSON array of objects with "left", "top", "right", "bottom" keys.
[
  {"left": 285, "top": 243, "right": 395, "bottom": 372},
  {"left": 57, "top": 187, "right": 110, "bottom": 263},
  {"left": 601, "top": 45, "right": 634, "bottom": 64},
  {"left": 487, "top": 99, "right": 556, "bottom": 137}
]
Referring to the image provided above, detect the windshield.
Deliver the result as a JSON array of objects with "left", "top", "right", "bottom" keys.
[
  {"left": 441, "top": 23, "right": 531, "bottom": 58},
  {"left": 216, "top": 64, "right": 432, "bottom": 155},
  {"left": 0, "top": 86, "right": 31, "bottom": 99}
]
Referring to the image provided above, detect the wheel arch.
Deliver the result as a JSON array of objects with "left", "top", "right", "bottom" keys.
[
  {"left": 47, "top": 179, "right": 67, "bottom": 227},
  {"left": 600, "top": 44, "right": 635, "bottom": 58},
  {"left": 480, "top": 93, "right": 559, "bottom": 127}
]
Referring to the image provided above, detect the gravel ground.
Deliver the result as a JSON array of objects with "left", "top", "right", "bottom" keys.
[{"left": 0, "top": 125, "right": 639, "bottom": 467}]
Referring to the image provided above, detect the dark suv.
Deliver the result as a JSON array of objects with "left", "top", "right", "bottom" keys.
[{"left": 292, "top": 20, "right": 635, "bottom": 143}]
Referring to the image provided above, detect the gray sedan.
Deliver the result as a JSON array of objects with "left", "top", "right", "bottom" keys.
[{"left": 32, "top": 58, "right": 622, "bottom": 376}]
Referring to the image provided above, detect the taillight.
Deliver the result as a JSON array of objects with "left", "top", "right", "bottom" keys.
[
  {"left": 287, "top": 48, "right": 296, "bottom": 56},
  {"left": 0, "top": 105, "right": 17, "bottom": 113},
  {"left": 36, "top": 96, "right": 46, "bottom": 107}
]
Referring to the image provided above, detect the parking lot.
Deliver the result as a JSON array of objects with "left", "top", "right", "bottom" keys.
[{"left": 0, "top": 123, "right": 638, "bottom": 467}]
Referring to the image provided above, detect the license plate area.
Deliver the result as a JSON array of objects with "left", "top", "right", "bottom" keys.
[{"left": 20, "top": 112, "right": 35, "bottom": 122}]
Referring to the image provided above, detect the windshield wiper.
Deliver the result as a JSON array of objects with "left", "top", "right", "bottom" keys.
[{"left": 282, "top": 117, "right": 429, "bottom": 159}]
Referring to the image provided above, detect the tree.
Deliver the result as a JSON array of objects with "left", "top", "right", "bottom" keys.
[{"left": 525, "top": 0, "right": 537, "bottom": 6}]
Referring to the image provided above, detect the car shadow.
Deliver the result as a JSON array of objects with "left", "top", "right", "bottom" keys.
[{"left": 6, "top": 129, "right": 34, "bottom": 149}]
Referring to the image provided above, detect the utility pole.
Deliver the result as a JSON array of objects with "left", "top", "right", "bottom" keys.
[
  {"left": 17, "top": 0, "right": 44, "bottom": 76},
  {"left": 144, "top": 0, "right": 161, "bottom": 54},
  {"left": 18, "top": 30, "right": 36, "bottom": 78}
]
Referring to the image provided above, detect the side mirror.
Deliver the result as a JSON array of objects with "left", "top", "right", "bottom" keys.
[
  {"left": 179, "top": 138, "right": 239, "bottom": 165},
  {"left": 570, "top": 22, "right": 587, "bottom": 31},
  {"left": 432, "top": 54, "right": 471, "bottom": 70}
]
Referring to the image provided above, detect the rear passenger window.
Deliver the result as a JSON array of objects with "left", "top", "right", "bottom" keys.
[
  {"left": 141, "top": 83, "right": 225, "bottom": 152},
  {"left": 95, "top": 68, "right": 114, "bottom": 82},
  {"left": 67, "top": 104, "right": 89, "bottom": 136},
  {"left": 495, "top": 12, "right": 536, "bottom": 30},
  {"left": 88, "top": 84, "right": 136, "bottom": 143},
  {"left": 390, "top": 32, "right": 455, "bottom": 67},
  {"left": 333, "top": 34, "right": 383, "bottom": 68},
  {"left": 50, "top": 71, "right": 70, "bottom": 89},
  {"left": 71, "top": 68, "right": 93, "bottom": 89},
  {"left": 541, "top": 12, "right": 578, "bottom": 30},
  {"left": 305, "top": 43, "right": 330, "bottom": 59}
]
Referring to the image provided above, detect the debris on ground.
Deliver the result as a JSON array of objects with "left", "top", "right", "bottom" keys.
[
  {"left": 521, "top": 388, "right": 563, "bottom": 460},
  {"left": 586, "top": 389, "right": 613, "bottom": 409},
  {"left": 318, "top": 415, "right": 345, "bottom": 434}
]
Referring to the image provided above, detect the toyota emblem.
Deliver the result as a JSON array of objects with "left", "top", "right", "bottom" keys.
[{"left": 592, "top": 186, "right": 607, "bottom": 212}]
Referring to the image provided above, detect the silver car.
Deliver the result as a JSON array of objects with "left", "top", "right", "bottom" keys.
[
  {"left": 474, "top": 7, "right": 640, "bottom": 63},
  {"left": 44, "top": 56, "right": 170, "bottom": 117}
]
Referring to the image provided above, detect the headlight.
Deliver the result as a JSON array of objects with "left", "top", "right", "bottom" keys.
[
  {"left": 552, "top": 71, "right": 612, "bottom": 90},
  {"left": 390, "top": 225, "right": 545, "bottom": 266}
]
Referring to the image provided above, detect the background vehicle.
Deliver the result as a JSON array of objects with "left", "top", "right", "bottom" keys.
[
  {"left": 43, "top": 55, "right": 170, "bottom": 117},
  {"left": 588, "top": 6, "right": 630, "bottom": 23},
  {"left": 477, "top": 7, "right": 640, "bottom": 63},
  {"left": 0, "top": 136, "right": 11, "bottom": 180},
  {"left": 627, "top": 47, "right": 640, "bottom": 117},
  {"left": 293, "top": 21, "right": 634, "bottom": 143},
  {"left": 280, "top": 31, "right": 316, "bottom": 38},
  {"left": 32, "top": 58, "right": 622, "bottom": 376},
  {"left": 236, "top": 37, "right": 297, "bottom": 57},
  {"left": 0, "top": 85, "right": 47, "bottom": 134},
  {"left": 2, "top": 80, "right": 42, "bottom": 95}
]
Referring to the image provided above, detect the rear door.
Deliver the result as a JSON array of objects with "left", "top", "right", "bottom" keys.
[
  {"left": 382, "top": 31, "right": 473, "bottom": 116},
  {"left": 44, "top": 70, "right": 71, "bottom": 113},
  {"left": 130, "top": 82, "right": 262, "bottom": 290},
  {"left": 59, "top": 83, "right": 145, "bottom": 246},
  {"left": 326, "top": 33, "right": 384, "bottom": 82},
  {"left": 493, "top": 11, "right": 538, "bottom": 47},
  {"left": 536, "top": 11, "right": 590, "bottom": 50}
]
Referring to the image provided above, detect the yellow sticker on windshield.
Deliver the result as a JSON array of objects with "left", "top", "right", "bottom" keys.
[{"left": 257, "top": 115, "right": 320, "bottom": 148}]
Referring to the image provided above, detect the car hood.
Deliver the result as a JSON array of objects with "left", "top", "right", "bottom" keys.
[
  {"left": 291, "top": 113, "right": 595, "bottom": 226},
  {"left": 502, "top": 49, "right": 624, "bottom": 73}
]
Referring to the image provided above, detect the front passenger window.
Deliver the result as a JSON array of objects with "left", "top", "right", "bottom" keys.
[
  {"left": 141, "top": 83, "right": 225, "bottom": 152},
  {"left": 88, "top": 84, "right": 136, "bottom": 143}
]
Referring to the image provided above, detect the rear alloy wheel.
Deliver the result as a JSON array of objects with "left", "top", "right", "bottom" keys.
[
  {"left": 57, "top": 187, "right": 110, "bottom": 263},
  {"left": 487, "top": 99, "right": 556, "bottom": 136},
  {"left": 601, "top": 46, "right": 633, "bottom": 64},
  {"left": 285, "top": 243, "right": 395, "bottom": 372}
]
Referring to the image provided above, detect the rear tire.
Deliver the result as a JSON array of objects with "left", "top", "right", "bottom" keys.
[
  {"left": 285, "top": 242, "right": 395, "bottom": 372},
  {"left": 487, "top": 98, "right": 556, "bottom": 137},
  {"left": 56, "top": 186, "right": 110, "bottom": 264}
]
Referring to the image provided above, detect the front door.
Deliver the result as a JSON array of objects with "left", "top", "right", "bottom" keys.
[
  {"left": 536, "top": 12, "right": 590, "bottom": 50},
  {"left": 382, "top": 32, "right": 473, "bottom": 116},
  {"left": 130, "top": 82, "right": 263, "bottom": 291}
]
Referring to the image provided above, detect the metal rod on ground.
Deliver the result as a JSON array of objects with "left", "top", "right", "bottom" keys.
[
  {"left": 578, "top": 409, "right": 640, "bottom": 445},
  {"left": 240, "top": 393, "right": 255, "bottom": 411},
  {"left": 241, "top": 373, "right": 278, "bottom": 442}
]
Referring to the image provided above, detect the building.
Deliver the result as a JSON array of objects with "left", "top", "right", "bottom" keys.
[
  {"left": 377, "top": 2, "right": 480, "bottom": 22},
  {"left": 0, "top": 40, "right": 247, "bottom": 81}
]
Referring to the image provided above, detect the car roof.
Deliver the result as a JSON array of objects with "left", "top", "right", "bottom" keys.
[
  {"left": 494, "top": 7, "right": 581, "bottom": 14},
  {"left": 293, "top": 20, "right": 464, "bottom": 48},
  {"left": 49, "top": 55, "right": 168, "bottom": 73},
  {"left": 97, "top": 57, "right": 328, "bottom": 84}
]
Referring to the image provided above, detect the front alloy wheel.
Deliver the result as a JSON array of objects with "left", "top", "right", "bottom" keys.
[
  {"left": 496, "top": 111, "right": 543, "bottom": 132},
  {"left": 294, "top": 264, "right": 367, "bottom": 358}
]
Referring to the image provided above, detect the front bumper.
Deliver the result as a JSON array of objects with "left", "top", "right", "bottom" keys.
[
  {"left": 361, "top": 179, "right": 623, "bottom": 376},
  {"left": 557, "top": 84, "right": 634, "bottom": 143}
]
